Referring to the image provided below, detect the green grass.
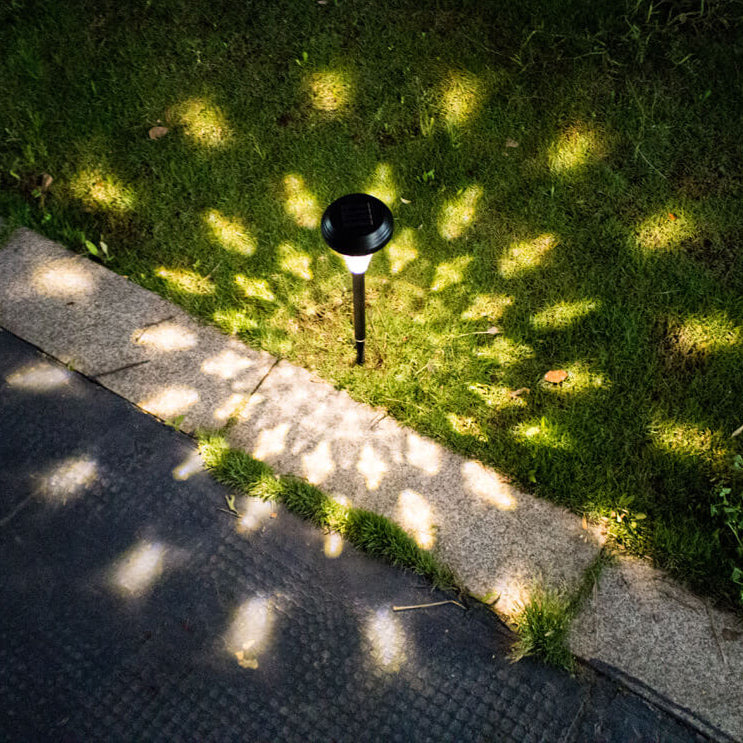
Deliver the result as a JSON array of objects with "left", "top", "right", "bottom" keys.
[
  {"left": 2, "top": 0, "right": 743, "bottom": 608},
  {"left": 510, "top": 549, "right": 612, "bottom": 670},
  {"left": 198, "top": 432, "right": 456, "bottom": 590}
]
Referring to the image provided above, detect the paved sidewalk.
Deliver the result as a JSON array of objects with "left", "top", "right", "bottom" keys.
[
  {"left": 0, "top": 329, "right": 715, "bottom": 741},
  {"left": 0, "top": 226, "right": 741, "bottom": 740}
]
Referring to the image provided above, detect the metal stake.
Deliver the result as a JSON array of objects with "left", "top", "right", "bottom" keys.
[{"left": 352, "top": 272, "right": 365, "bottom": 365}]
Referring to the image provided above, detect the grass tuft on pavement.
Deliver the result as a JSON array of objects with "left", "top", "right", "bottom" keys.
[{"left": 198, "top": 432, "right": 456, "bottom": 590}]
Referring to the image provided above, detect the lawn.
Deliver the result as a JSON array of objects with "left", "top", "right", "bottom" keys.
[{"left": 2, "top": 0, "right": 742, "bottom": 607}]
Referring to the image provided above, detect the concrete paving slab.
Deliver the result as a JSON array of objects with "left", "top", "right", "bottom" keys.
[
  {"left": 0, "top": 228, "right": 276, "bottom": 432},
  {"left": 228, "top": 360, "right": 604, "bottom": 613},
  {"left": 0, "top": 228, "right": 173, "bottom": 373},
  {"left": 570, "top": 556, "right": 743, "bottom": 741}
]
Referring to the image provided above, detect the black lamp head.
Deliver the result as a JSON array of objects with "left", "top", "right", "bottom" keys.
[{"left": 321, "top": 193, "right": 394, "bottom": 258}]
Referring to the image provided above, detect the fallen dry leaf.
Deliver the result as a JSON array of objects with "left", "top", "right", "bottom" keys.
[
  {"left": 582, "top": 514, "right": 588, "bottom": 530},
  {"left": 400, "top": 197, "right": 411, "bottom": 204},
  {"left": 505, "top": 138, "right": 519, "bottom": 148},
  {"left": 668, "top": 212, "right": 677, "bottom": 221},
  {"left": 40, "top": 173, "right": 53, "bottom": 192},
  {"left": 486, "top": 326, "right": 500, "bottom": 335},
  {"left": 508, "top": 387, "right": 530, "bottom": 399},
  {"left": 544, "top": 369, "right": 568, "bottom": 384},
  {"left": 148, "top": 126, "right": 170, "bottom": 140}
]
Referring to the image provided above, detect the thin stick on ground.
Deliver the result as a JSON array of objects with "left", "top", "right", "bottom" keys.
[{"left": 393, "top": 600, "right": 465, "bottom": 612}]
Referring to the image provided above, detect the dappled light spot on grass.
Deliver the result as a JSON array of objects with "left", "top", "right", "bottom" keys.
[
  {"left": 235, "top": 275, "right": 275, "bottom": 302},
  {"left": 636, "top": 210, "right": 695, "bottom": 253},
  {"left": 324, "top": 531, "right": 344, "bottom": 559},
  {"left": 437, "top": 185, "right": 482, "bottom": 240},
  {"left": 133, "top": 322, "right": 198, "bottom": 352},
  {"left": 396, "top": 489, "right": 436, "bottom": 549},
  {"left": 513, "top": 418, "right": 574, "bottom": 451},
  {"left": 386, "top": 228, "right": 418, "bottom": 275},
  {"left": 140, "top": 386, "right": 199, "bottom": 419},
  {"left": 461, "top": 461, "right": 517, "bottom": 511},
  {"left": 461, "top": 293, "right": 513, "bottom": 322},
  {"left": 548, "top": 124, "right": 606, "bottom": 173},
  {"left": 204, "top": 210, "right": 256, "bottom": 256},
  {"left": 651, "top": 418, "right": 720, "bottom": 460},
  {"left": 156, "top": 267, "right": 215, "bottom": 295},
  {"left": 5, "top": 362, "right": 72, "bottom": 392},
  {"left": 446, "top": 413, "right": 486, "bottom": 441},
  {"left": 279, "top": 242, "right": 313, "bottom": 280},
  {"left": 498, "top": 233, "right": 557, "bottom": 278},
  {"left": 364, "top": 608, "right": 407, "bottom": 672},
  {"left": 170, "top": 97, "right": 232, "bottom": 147},
  {"left": 474, "top": 336, "right": 534, "bottom": 366},
  {"left": 431, "top": 255, "right": 473, "bottom": 292},
  {"left": 35, "top": 456, "right": 98, "bottom": 504},
  {"left": 365, "top": 162, "right": 398, "bottom": 208},
  {"left": 283, "top": 174, "right": 321, "bottom": 229},
  {"left": 253, "top": 422, "right": 290, "bottom": 460},
  {"left": 172, "top": 450, "right": 204, "bottom": 481},
  {"left": 33, "top": 260, "right": 95, "bottom": 298},
  {"left": 70, "top": 168, "right": 135, "bottom": 213},
  {"left": 225, "top": 596, "right": 275, "bottom": 670},
  {"left": 212, "top": 309, "right": 259, "bottom": 335},
  {"left": 302, "top": 440, "right": 335, "bottom": 485},
  {"left": 540, "top": 362, "right": 607, "bottom": 395},
  {"left": 662, "top": 312, "right": 741, "bottom": 368},
  {"left": 406, "top": 433, "right": 441, "bottom": 475},
  {"left": 237, "top": 497, "right": 276, "bottom": 535},
  {"left": 109, "top": 540, "right": 166, "bottom": 598},
  {"left": 531, "top": 299, "right": 599, "bottom": 331},
  {"left": 468, "top": 383, "right": 528, "bottom": 411},
  {"left": 309, "top": 70, "right": 352, "bottom": 113},
  {"left": 357, "top": 444, "right": 388, "bottom": 491},
  {"left": 440, "top": 70, "right": 484, "bottom": 127},
  {"left": 201, "top": 349, "right": 256, "bottom": 380}
]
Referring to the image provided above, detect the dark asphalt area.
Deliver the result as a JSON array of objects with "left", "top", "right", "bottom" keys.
[{"left": 0, "top": 328, "right": 719, "bottom": 742}]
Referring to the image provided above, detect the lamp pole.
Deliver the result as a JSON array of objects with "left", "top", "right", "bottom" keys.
[
  {"left": 321, "top": 193, "right": 394, "bottom": 366},
  {"left": 352, "top": 272, "right": 366, "bottom": 365}
]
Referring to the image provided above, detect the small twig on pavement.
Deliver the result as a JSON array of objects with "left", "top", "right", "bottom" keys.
[
  {"left": 393, "top": 600, "right": 465, "bottom": 612},
  {"left": 0, "top": 495, "right": 33, "bottom": 527}
]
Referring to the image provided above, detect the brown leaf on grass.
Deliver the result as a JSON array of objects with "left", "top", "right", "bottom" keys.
[
  {"left": 505, "top": 138, "right": 519, "bottom": 148},
  {"left": 508, "top": 387, "right": 530, "bottom": 399},
  {"left": 668, "top": 212, "right": 677, "bottom": 221},
  {"left": 40, "top": 173, "right": 53, "bottom": 192},
  {"left": 148, "top": 126, "right": 170, "bottom": 140},
  {"left": 544, "top": 369, "right": 568, "bottom": 384}
]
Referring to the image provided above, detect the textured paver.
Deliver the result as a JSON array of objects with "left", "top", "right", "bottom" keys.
[
  {"left": 571, "top": 557, "right": 743, "bottom": 741},
  {"left": 0, "top": 330, "right": 714, "bottom": 742}
]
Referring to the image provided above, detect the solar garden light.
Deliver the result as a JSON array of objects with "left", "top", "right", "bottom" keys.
[{"left": 321, "top": 193, "right": 394, "bottom": 365}]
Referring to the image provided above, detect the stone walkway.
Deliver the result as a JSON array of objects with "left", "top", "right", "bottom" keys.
[{"left": 0, "top": 226, "right": 740, "bottom": 741}]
